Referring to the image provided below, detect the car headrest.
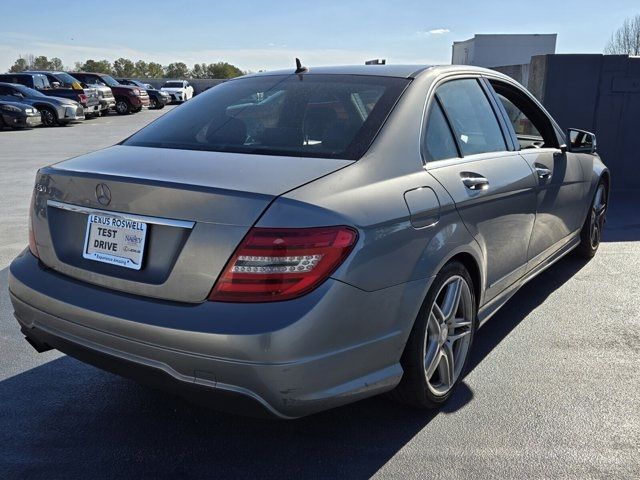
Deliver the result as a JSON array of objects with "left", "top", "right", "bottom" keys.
[{"left": 206, "top": 117, "right": 247, "bottom": 146}]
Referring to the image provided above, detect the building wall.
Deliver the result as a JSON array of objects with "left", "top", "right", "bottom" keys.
[
  {"left": 452, "top": 34, "right": 556, "bottom": 68},
  {"left": 529, "top": 54, "right": 639, "bottom": 190}
]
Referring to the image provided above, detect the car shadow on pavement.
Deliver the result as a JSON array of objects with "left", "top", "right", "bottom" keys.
[
  {"left": 0, "top": 255, "right": 589, "bottom": 479},
  {"left": 602, "top": 190, "right": 640, "bottom": 242}
]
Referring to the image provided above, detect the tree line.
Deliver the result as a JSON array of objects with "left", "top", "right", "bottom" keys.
[{"left": 7, "top": 54, "right": 245, "bottom": 79}]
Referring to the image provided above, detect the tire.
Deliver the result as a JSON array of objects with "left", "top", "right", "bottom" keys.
[
  {"left": 39, "top": 107, "right": 58, "bottom": 127},
  {"left": 100, "top": 109, "right": 109, "bottom": 117},
  {"left": 115, "top": 98, "right": 132, "bottom": 115},
  {"left": 132, "top": 106, "right": 142, "bottom": 113},
  {"left": 149, "top": 98, "right": 158, "bottom": 109},
  {"left": 575, "top": 180, "right": 607, "bottom": 259},
  {"left": 389, "top": 261, "right": 477, "bottom": 409},
  {"left": 157, "top": 104, "right": 165, "bottom": 109}
]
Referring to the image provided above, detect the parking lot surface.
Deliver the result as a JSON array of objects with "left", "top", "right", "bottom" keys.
[{"left": 1, "top": 110, "right": 639, "bottom": 479}]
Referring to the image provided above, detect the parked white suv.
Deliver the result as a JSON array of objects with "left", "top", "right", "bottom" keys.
[{"left": 160, "top": 80, "right": 194, "bottom": 102}]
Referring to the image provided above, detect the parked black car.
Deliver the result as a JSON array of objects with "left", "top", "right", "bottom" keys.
[
  {"left": 0, "top": 83, "right": 84, "bottom": 126},
  {"left": 0, "top": 73, "right": 100, "bottom": 117},
  {"left": 0, "top": 100, "right": 42, "bottom": 129},
  {"left": 25, "top": 71, "right": 110, "bottom": 117},
  {"left": 116, "top": 79, "right": 170, "bottom": 109}
]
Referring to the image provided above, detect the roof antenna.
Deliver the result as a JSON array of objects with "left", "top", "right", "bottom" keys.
[{"left": 295, "top": 58, "right": 308, "bottom": 75}]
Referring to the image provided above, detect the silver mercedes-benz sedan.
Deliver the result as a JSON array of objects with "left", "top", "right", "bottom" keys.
[{"left": 9, "top": 64, "right": 609, "bottom": 418}]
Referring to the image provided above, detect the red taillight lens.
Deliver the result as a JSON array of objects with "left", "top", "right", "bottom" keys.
[
  {"left": 78, "top": 93, "right": 88, "bottom": 106},
  {"left": 28, "top": 192, "right": 39, "bottom": 258},
  {"left": 209, "top": 226, "right": 358, "bottom": 302}
]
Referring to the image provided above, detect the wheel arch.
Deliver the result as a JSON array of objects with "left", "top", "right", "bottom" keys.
[{"left": 448, "top": 252, "right": 482, "bottom": 309}]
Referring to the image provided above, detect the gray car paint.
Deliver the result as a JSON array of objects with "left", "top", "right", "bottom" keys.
[{"left": 9, "top": 65, "right": 608, "bottom": 417}]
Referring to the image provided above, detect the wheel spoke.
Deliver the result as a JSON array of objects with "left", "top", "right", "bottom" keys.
[
  {"left": 441, "top": 278, "right": 462, "bottom": 320},
  {"left": 448, "top": 330, "right": 471, "bottom": 343},
  {"left": 438, "top": 342, "right": 455, "bottom": 387},
  {"left": 425, "top": 347, "right": 441, "bottom": 379},
  {"left": 431, "top": 302, "right": 445, "bottom": 324},
  {"left": 450, "top": 317, "right": 472, "bottom": 329}
]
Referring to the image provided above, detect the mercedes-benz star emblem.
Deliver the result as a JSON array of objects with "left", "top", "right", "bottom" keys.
[{"left": 95, "top": 183, "right": 112, "bottom": 206}]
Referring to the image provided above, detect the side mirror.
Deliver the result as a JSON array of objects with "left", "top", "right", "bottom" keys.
[{"left": 566, "top": 128, "right": 597, "bottom": 154}]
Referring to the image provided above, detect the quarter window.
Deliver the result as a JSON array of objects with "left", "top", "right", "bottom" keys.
[
  {"left": 436, "top": 79, "right": 506, "bottom": 156},
  {"left": 423, "top": 101, "right": 459, "bottom": 161}
]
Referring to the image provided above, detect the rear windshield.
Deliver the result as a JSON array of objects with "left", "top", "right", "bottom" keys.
[
  {"left": 125, "top": 74, "right": 409, "bottom": 160},
  {"left": 163, "top": 81, "right": 184, "bottom": 88}
]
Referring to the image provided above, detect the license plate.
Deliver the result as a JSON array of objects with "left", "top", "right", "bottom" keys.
[{"left": 83, "top": 214, "right": 147, "bottom": 270}]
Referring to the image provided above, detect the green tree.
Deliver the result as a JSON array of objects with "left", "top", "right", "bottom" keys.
[
  {"left": 32, "top": 55, "right": 52, "bottom": 70},
  {"left": 77, "top": 59, "right": 113, "bottom": 74},
  {"left": 205, "top": 62, "right": 244, "bottom": 79},
  {"left": 134, "top": 60, "right": 149, "bottom": 77},
  {"left": 49, "top": 57, "right": 64, "bottom": 70},
  {"left": 113, "top": 57, "right": 135, "bottom": 77},
  {"left": 147, "top": 62, "right": 164, "bottom": 78},
  {"left": 9, "top": 57, "right": 29, "bottom": 72},
  {"left": 164, "top": 62, "right": 189, "bottom": 78},
  {"left": 191, "top": 63, "right": 206, "bottom": 79}
]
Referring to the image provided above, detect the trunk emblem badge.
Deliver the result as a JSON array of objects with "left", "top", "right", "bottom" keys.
[{"left": 95, "top": 184, "right": 112, "bottom": 206}]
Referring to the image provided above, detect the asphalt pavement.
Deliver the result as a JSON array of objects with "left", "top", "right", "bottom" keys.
[{"left": 0, "top": 108, "right": 638, "bottom": 479}]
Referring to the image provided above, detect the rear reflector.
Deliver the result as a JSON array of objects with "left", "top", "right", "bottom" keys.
[
  {"left": 209, "top": 226, "right": 358, "bottom": 302},
  {"left": 28, "top": 191, "right": 39, "bottom": 258}
]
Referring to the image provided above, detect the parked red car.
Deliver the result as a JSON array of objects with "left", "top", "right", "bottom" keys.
[{"left": 69, "top": 72, "right": 150, "bottom": 114}]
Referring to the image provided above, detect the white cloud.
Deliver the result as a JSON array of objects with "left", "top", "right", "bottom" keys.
[{"left": 417, "top": 28, "right": 451, "bottom": 36}]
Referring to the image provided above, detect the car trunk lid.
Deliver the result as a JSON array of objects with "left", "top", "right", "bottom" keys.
[{"left": 32, "top": 145, "right": 351, "bottom": 302}]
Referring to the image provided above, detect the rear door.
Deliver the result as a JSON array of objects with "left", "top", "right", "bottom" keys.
[
  {"left": 425, "top": 77, "right": 537, "bottom": 302},
  {"left": 486, "top": 78, "right": 589, "bottom": 271}
]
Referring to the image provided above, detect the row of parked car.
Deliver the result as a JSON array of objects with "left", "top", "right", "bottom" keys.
[{"left": 0, "top": 71, "right": 195, "bottom": 129}]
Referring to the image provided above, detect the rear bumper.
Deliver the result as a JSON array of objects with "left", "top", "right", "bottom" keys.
[
  {"left": 83, "top": 104, "right": 101, "bottom": 115},
  {"left": 100, "top": 98, "right": 116, "bottom": 110},
  {"left": 9, "top": 251, "right": 428, "bottom": 418}
]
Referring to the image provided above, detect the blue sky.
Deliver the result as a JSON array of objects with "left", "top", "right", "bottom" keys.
[{"left": 1, "top": 0, "right": 638, "bottom": 72}]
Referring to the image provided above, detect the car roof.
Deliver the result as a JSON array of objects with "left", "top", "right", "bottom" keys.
[
  {"left": 0, "top": 72, "right": 45, "bottom": 77},
  {"left": 72, "top": 71, "right": 106, "bottom": 76},
  {"left": 241, "top": 64, "right": 505, "bottom": 80}
]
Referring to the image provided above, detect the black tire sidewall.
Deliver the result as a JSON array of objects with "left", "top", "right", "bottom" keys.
[
  {"left": 40, "top": 107, "right": 57, "bottom": 126},
  {"left": 577, "top": 180, "right": 607, "bottom": 258},
  {"left": 116, "top": 99, "right": 131, "bottom": 115}
]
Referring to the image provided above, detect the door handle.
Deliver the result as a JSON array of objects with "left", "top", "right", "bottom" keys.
[
  {"left": 534, "top": 163, "right": 552, "bottom": 180},
  {"left": 460, "top": 172, "right": 490, "bottom": 191}
]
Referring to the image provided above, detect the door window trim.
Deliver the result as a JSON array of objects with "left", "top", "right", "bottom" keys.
[
  {"left": 483, "top": 76, "right": 563, "bottom": 151},
  {"left": 419, "top": 74, "right": 514, "bottom": 166}
]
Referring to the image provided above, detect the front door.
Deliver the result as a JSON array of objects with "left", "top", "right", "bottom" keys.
[{"left": 487, "top": 78, "right": 589, "bottom": 270}]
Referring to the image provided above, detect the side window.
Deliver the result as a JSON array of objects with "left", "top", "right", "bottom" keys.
[
  {"left": 436, "top": 79, "right": 506, "bottom": 156},
  {"left": 423, "top": 101, "right": 459, "bottom": 161},
  {"left": 0, "top": 86, "right": 11, "bottom": 95},
  {"left": 490, "top": 81, "right": 558, "bottom": 150}
]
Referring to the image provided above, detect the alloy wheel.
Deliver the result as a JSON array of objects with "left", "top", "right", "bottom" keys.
[
  {"left": 589, "top": 184, "right": 607, "bottom": 249},
  {"left": 116, "top": 100, "right": 129, "bottom": 114},
  {"left": 424, "top": 275, "right": 473, "bottom": 396},
  {"left": 40, "top": 109, "right": 56, "bottom": 126}
]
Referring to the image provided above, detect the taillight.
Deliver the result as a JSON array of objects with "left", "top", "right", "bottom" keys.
[
  {"left": 209, "top": 226, "right": 358, "bottom": 302},
  {"left": 78, "top": 93, "right": 88, "bottom": 106},
  {"left": 28, "top": 192, "right": 39, "bottom": 258}
]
